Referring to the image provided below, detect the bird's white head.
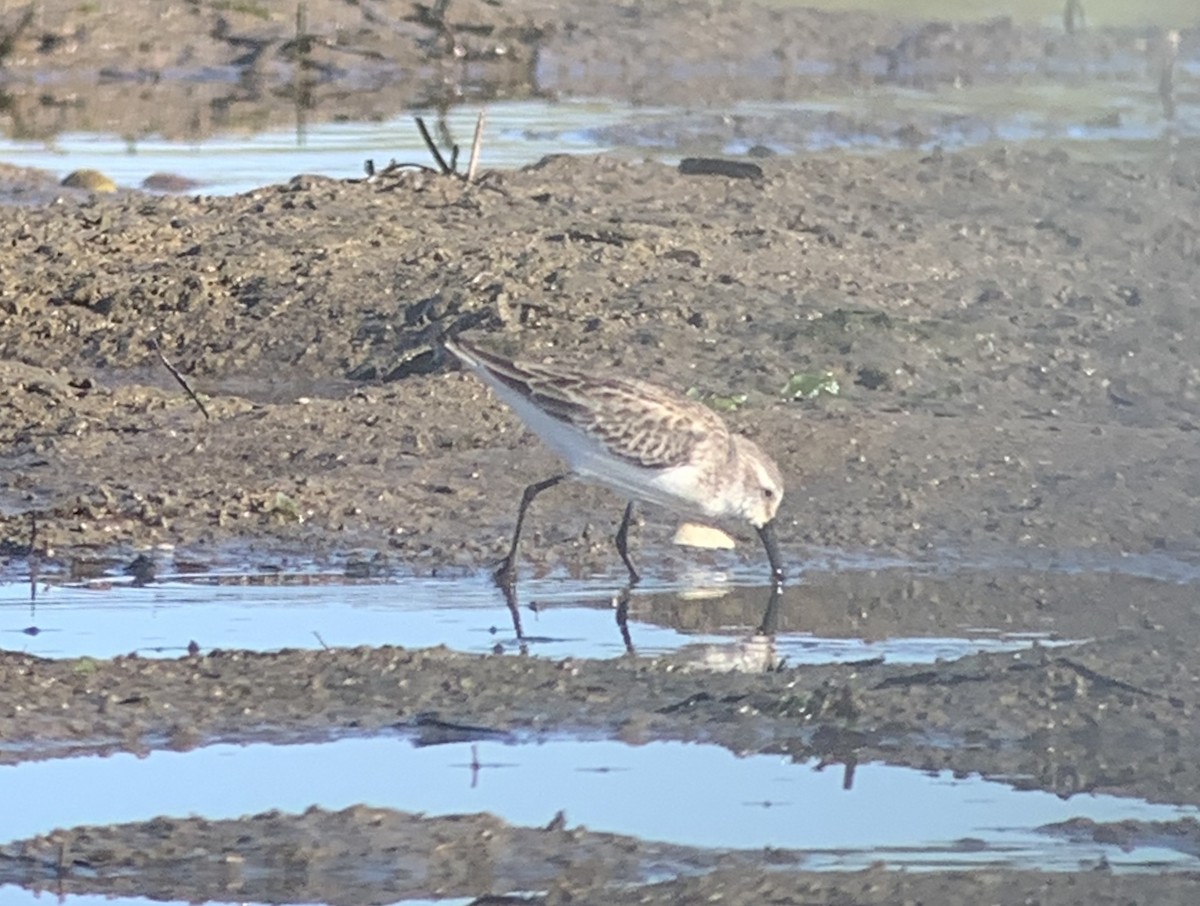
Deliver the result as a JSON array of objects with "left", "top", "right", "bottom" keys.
[{"left": 731, "top": 434, "right": 784, "bottom": 529}]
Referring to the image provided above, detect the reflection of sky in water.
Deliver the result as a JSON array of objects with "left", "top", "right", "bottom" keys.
[
  {"left": 3, "top": 544, "right": 1198, "bottom": 663},
  {"left": 0, "top": 77, "right": 1193, "bottom": 196},
  {"left": 0, "top": 737, "right": 1197, "bottom": 872},
  {"left": 0, "top": 101, "right": 629, "bottom": 196},
  {"left": 0, "top": 571, "right": 1074, "bottom": 665}
]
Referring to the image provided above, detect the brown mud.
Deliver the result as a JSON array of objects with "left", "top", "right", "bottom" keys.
[
  {"left": 6, "top": 806, "right": 1198, "bottom": 905},
  {"left": 2, "top": 1, "right": 1200, "bottom": 903}
]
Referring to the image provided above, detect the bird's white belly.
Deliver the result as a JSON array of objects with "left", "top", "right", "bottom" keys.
[
  {"left": 485, "top": 379, "right": 722, "bottom": 517},
  {"left": 576, "top": 455, "right": 717, "bottom": 517}
]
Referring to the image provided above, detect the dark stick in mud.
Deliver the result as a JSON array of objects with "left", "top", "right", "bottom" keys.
[
  {"left": 151, "top": 340, "right": 210, "bottom": 420},
  {"left": 415, "top": 116, "right": 453, "bottom": 175}
]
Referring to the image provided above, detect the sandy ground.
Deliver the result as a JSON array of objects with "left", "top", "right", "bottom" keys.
[{"left": 2, "top": 0, "right": 1200, "bottom": 902}]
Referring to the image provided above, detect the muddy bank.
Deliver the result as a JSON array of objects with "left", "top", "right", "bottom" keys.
[
  {"left": 3, "top": 806, "right": 1200, "bottom": 905},
  {"left": 2, "top": 146, "right": 1199, "bottom": 572},
  {"left": 1, "top": 626, "right": 1196, "bottom": 806}
]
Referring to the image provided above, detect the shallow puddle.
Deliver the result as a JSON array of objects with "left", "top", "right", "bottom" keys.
[
  {"left": 0, "top": 895, "right": 284, "bottom": 906},
  {"left": 0, "top": 100, "right": 633, "bottom": 196},
  {"left": 0, "top": 892, "right": 463, "bottom": 906},
  {"left": 3, "top": 554, "right": 1198, "bottom": 903},
  {"left": 1, "top": 735, "right": 1197, "bottom": 876},
  {"left": 1, "top": 75, "right": 1195, "bottom": 195},
  {"left": 6, "top": 546, "right": 1199, "bottom": 668},
  {"left": 0, "top": 566, "right": 1082, "bottom": 667}
]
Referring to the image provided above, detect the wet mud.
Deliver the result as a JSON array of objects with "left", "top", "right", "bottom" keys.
[
  {"left": 5, "top": 806, "right": 1197, "bottom": 905},
  {"left": 4, "top": 146, "right": 1200, "bottom": 568},
  {"left": 2, "top": 0, "right": 1200, "bottom": 903},
  {"left": 2, "top": 807, "right": 1199, "bottom": 905}
]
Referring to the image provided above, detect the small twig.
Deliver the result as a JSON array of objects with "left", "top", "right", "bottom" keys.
[
  {"left": 313, "top": 630, "right": 330, "bottom": 650},
  {"left": 415, "top": 116, "right": 453, "bottom": 175},
  {"left": 467, "top": 110, "right": 486, "bottom": 182},
  {"left": 151, "top": 340, "right": 210, "bottom": 420},
  {"left": 1057, "top": 657, "right": 1186, "bottom": 707}
]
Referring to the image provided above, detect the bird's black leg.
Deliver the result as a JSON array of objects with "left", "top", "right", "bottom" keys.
[
  {"left": 614, "top": 581, "right": 635, "bottom": 654},
  {"left": 495, "top": 473, "right": 568, "bottom": 588},
  {"left": 498, "top": 576, "right": 524, "bottom": 641},
  {"left": 614, "top": 500, "right": 641, "bottom": 585}
]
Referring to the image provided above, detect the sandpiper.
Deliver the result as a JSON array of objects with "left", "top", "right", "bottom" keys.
[{"left": 442, "top": 337, "right": 785, "bottom": 587}]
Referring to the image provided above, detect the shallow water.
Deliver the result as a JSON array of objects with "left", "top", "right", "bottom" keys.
[
  {"left": 0, "top": 893, "right": 465, "bottom": 906},
  {"left": 3, "top": 552, "right": 1199, "bottom": 900},
  {"left": 1, "top": 735, "right": 1197, "bottom": 874},
  {"left": 7, "top": 542, "right": 1200, "bottom": 668},
  {"left": 1, "top": 76, "right": 1194, "bottom": 196},
  {"left": 0, "top": 566, "right": 1079, "bottom": 666},
  {"left": 0, "top": 895, "right": 281, "bottom": 906},
  {"left": 0, "top": 563, "right": 1197, "bottom": 906},
  {"left": 8, "top": 544, "right": 1200, "bottom": 665},
  {"left": 0, "top": 101, "right": 631, "bottom": 196}
]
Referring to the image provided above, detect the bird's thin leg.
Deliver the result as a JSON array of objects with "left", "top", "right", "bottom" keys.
[
  {"left": 495, "top": 473, "right": 568, "bottom": 588},
  {"left": 614, "top": 500, "right": 641, "bottom": 585},
  {"left": 614, "top": 581, "right": 635, "bottom": 654},
  {"left": 499, "top": 577, "right": 524, "bottom": 640}
]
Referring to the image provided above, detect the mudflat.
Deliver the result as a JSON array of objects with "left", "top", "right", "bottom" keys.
[{"left": 1, "top": 1, "right": 1199, "bottom": 902}]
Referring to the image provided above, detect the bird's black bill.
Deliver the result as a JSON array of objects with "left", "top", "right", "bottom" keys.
[
  {"left": 756, "top": 520, "right": 785, "bottom": 587},
  {"left": 756, "top": 582, "right": 784, "bottom": 637}
]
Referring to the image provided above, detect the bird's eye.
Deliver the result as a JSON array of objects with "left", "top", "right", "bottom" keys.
[{"left": 763, "top": 488, "right": 775, "bottom": 500}]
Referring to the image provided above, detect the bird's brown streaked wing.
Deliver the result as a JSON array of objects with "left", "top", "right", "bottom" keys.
[
  {"left": 445, "top": 337, "right": 728, "bottom": 469},
  {"left": 444, "top": 338, "right": 580, "bottom": 420},
  {"left": 446, "top": 337, "right": 594, "bottom": 420},
  {"left": 562, "top": 378, "right": 731, "bottom": 470},
  {"left": 443, "top": 337, "right": 543, "bottom": 395}
]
